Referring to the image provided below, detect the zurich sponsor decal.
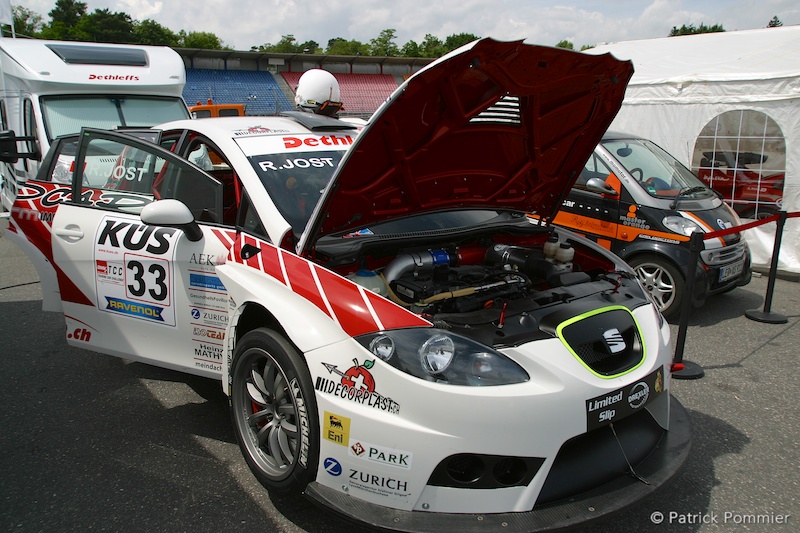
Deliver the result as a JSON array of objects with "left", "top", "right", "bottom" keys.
[
  {"left": 191, "top": 308, "right": 201, "bottom": 320},
  {"left": 324, "top": 457, "right": 342, "bottom": 476},
  {"left": 105, "top": 297, "right": 164, "bottom": 321}
]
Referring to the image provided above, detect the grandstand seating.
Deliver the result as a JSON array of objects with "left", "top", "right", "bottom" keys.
[
  {"left": 183, "top": 69, "right": 399, "bottom": 118},
  {"left": 184, "top": 69, "right": 294, "bottom": 116},
  {"left": 281, "top": 72, "right": 398, "bottom": 116}
]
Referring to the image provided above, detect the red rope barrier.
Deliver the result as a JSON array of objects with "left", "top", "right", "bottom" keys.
[{"left": 704, "top": 210, "right": 800, "bottom": 240}]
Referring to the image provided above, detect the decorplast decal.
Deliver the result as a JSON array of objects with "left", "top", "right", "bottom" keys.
[{"left": 315, "top": 359, "right": 400, "bottom": 415}]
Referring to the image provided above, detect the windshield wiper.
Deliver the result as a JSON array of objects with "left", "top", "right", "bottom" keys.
[{"left": 670, "top": 185, "right": 709, "bottom": 209}]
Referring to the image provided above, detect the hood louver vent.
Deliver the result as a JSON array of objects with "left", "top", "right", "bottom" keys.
[{"left": 470, "top": 95, "right": 521, "bottom": 125}]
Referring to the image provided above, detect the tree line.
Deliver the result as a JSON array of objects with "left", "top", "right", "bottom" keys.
[
  {"left": 5, "top": 1, "right": 787, "bottom": 57},
  {"left": 7, "top": 0, "right": 478, "bottom": 57}
]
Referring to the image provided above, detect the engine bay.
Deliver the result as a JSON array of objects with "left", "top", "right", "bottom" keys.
[{"left": 319, "top": 226, "right": 652, "bottom": 348}]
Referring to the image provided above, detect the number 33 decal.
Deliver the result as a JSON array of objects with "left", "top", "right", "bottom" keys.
[{"left": 126, "top": 256, "right": 170, "bottom": 303}]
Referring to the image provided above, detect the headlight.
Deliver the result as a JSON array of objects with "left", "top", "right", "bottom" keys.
[
  {"left": 662, "top": 215, "right": 703, "bottom": 237},
  {"left": 356, "top": 328, "right": 529, "bottom": 386}
]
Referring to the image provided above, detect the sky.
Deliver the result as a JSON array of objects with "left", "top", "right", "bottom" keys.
[{"left": 18, "top": 0, "right": 800, "bottom": 51}]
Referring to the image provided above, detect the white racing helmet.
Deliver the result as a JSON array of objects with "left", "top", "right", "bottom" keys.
[{"left": 294, "top": 69, "right": 343, "bottom": 116}]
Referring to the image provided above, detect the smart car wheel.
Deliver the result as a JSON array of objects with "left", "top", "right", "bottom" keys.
[
  {"left": 629, "top": 254, "right": 684, "bottom": 319},
  {"left": 230, "top": 328, "right": 318, "bottom": 494}
]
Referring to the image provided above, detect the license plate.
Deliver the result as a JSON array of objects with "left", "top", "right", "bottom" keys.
[{"left": 719, "top": 259, "right": 745, "bottom": 282}]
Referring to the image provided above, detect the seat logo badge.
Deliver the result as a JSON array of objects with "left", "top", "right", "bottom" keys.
[{"left": 602, "top": 328, "right": 626, "bottom": 353}]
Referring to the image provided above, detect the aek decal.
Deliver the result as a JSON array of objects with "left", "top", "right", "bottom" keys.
[{"left": 315, "top": 359, "right": 400, "bottom": 415}]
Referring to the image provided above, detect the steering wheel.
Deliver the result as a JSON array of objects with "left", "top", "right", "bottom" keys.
[
  {"left": 629, "top": 167, "right": 644, "bottom": 181},
  {"left": 645, "top": 177, "right": 671, "bottom": 192}
]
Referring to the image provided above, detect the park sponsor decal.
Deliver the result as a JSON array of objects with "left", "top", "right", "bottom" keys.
[
  {"left": 94, "top": 216, "right": 179, "bottom": 326},
  {"left": 349, "top": 440, "right": 412, "bottom": 470},
  {"left": 586, "top": 366, "right": 664, "bottom": 431},
  {"left": 315, "top": 358, "right": 400, "bottom": 415},
  {"left": 323, "top": 411, "right": 351, "bottom": 447}
]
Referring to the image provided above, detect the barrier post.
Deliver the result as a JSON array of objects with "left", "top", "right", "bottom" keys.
[
  {"left": 745, "top": 210, "right": 788, "bottom": 324},
  {"left": 672, "top": 231, "right": 705, "bottom": 380}
]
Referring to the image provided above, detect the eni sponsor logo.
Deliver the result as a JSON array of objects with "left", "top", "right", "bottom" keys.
[{"left": 323, "top": 411, "right": 351, "bottom": 446}]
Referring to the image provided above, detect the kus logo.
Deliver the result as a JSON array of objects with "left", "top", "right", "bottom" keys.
[{"left": 97, "top": 219, "right": 177, "bottom": 255}]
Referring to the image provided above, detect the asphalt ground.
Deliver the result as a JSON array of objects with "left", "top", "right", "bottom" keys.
[{"left": 1, "top": 218, "right": 798, "bottom": 533}]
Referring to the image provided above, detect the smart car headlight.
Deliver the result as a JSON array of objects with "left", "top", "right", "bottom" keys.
[
  {"left": 357, "top": 329, "right": 529, "bottom": 386},
  {"left": 662, "top": 216, "right": 703, "bottom": 237}
]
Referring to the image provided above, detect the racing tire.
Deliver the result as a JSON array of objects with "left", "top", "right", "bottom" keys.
[
  {"left": 628, "top": 254, "right": 684, "bottom": 319},
  {"left": 230, "top": 328, "right": 318, "bottom": 495}
]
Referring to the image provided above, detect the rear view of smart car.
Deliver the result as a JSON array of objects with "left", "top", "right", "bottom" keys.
[{"left": 556, "top": 132, "right": 752, "bottom": 318}]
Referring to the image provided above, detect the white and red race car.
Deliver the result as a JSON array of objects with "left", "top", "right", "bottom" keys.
[{"left": 2, "top": 39, "right": 689, "bottom": 531}]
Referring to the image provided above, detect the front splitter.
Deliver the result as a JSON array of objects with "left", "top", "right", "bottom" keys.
[{"left": 304, "top": 395, "right": 691, "bottom": 532}]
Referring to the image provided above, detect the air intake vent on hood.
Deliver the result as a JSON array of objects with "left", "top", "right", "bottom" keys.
[{"left": 469, "top": 95, "right": 521, "bottom": 125}]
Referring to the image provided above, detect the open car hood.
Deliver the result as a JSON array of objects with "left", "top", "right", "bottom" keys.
[{"left": 299, "top": 38, "right": 633, "bottom": 255}]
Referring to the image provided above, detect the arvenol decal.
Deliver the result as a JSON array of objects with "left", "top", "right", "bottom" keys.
[
  {"left": 290, "top": 378, "right": 310, "bottom": 468},
  {"left": 94, "top": 215, "right": 179, "bottom": 326},
  {"left": 315, "top": 359, "right": 400, "bottom": 415}
]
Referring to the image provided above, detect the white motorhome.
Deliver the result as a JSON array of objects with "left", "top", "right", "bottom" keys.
[{"left": 0, "top": 37, "right": 191, "bottom": 213}]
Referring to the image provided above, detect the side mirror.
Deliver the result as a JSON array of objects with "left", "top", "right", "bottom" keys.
[
  {"left": 0, "top": 130, "right": 41, "bottom": 163},
  {"left": 0, "top": 130, "right": 20, "bottom": 163},
  {"left": 586, "top": 177, "right": 619, "bottom": 196},
  {"left": 140, "top": 199, "right": 203, "bottom": 242}
]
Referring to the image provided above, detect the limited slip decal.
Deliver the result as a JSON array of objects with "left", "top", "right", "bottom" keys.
[{"left": 586, "top": 366, "right": 664, "bottom": 431}]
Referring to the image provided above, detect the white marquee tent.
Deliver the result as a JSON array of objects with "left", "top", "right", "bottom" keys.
[{"left": 586, "top": 26, "right": 800, "bottom": 275}]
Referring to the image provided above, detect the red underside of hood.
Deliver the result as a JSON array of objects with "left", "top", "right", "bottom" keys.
[{"left": 301, "top": 38, "right": 633, "bottom": 253}]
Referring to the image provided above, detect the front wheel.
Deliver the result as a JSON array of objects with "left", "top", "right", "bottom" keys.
[
  {"left": 628, "top": 255, "right": 685, "bottom": 319},
  {"left": 230, "top": 328, "right": 318, "bottom": 494}
]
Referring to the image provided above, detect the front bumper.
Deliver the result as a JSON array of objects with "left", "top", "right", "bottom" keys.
[{"left": 305, "top": 395, "right": 691, "bottom": 532}]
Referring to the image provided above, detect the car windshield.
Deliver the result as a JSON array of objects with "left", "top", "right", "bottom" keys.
[
  {"left": 248, "top": 149, "right": 345, "bottom": 231},
  {"left": 604, "top": 138, "right": 713, "bottom": 199},
  {"left": 40, "top": 95, "right": 190, "bottom": 141}
]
